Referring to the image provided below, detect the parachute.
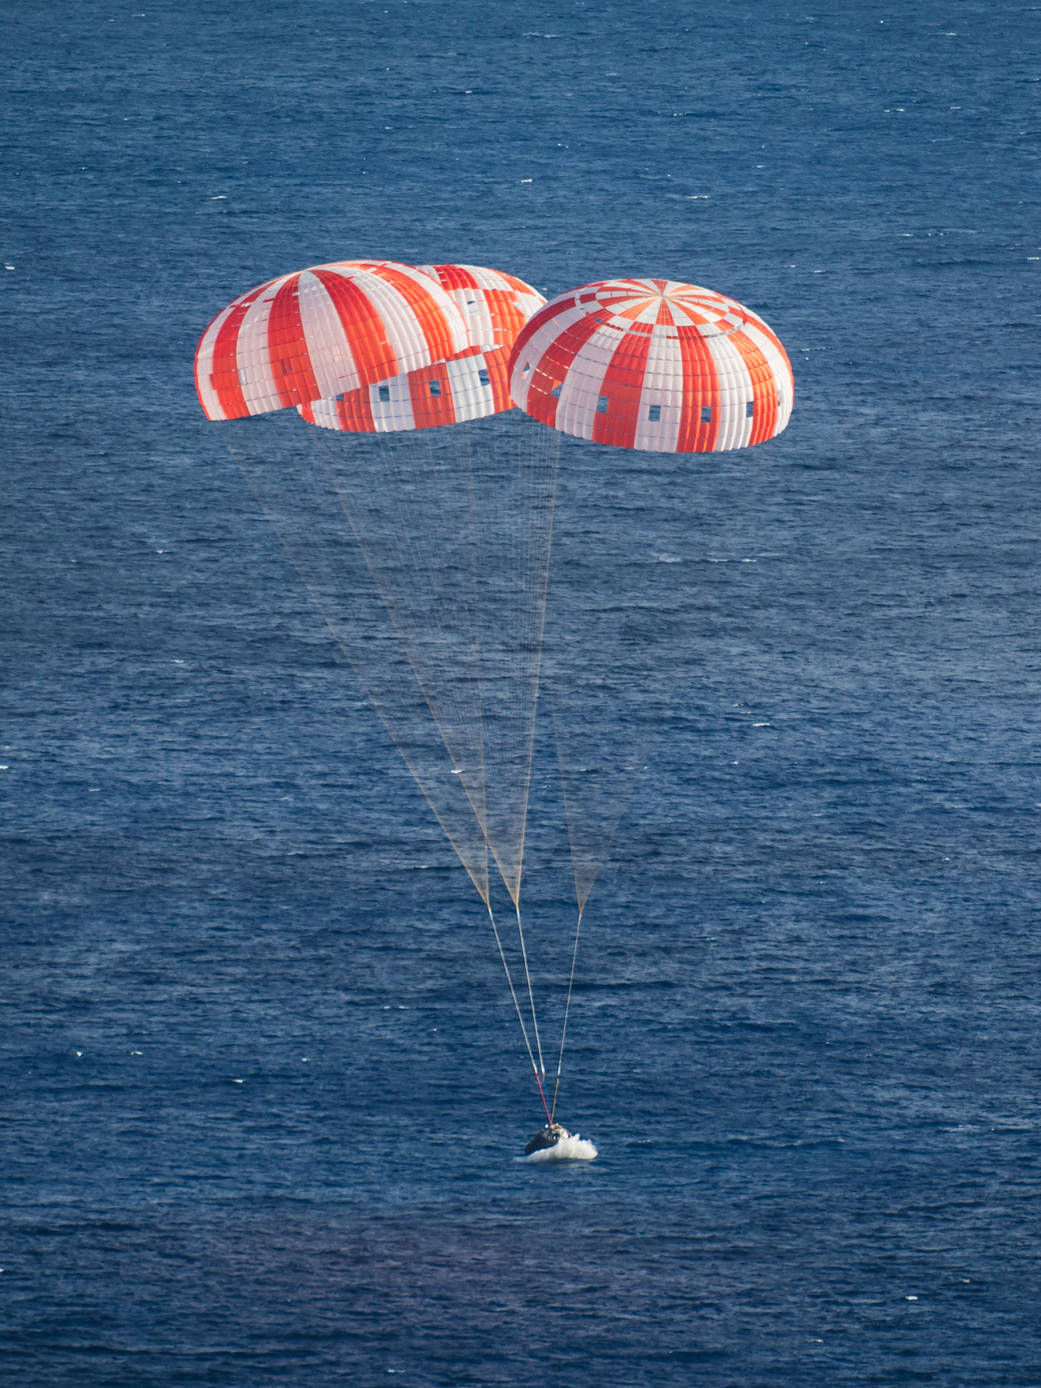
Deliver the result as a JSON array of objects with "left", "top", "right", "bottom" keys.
[
  {"left": 195, "top": 260, "right": 561, "bottom": 1112},
  {"left": 509, "top": 277, "right": 793, "bottom": 452},
  {"left": 194, "top": 259, "right": 472, "bottom": 421},
  {"left": 502, "top": 278, "right": 793, "bottom": 1112},
  {"left": 195, "top": 264, "right": 793, "bottom": 1135}
]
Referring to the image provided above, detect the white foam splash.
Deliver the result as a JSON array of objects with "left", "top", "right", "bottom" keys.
[{"left": 520, "top": 1133, "right": 598, "bottom": 1163}]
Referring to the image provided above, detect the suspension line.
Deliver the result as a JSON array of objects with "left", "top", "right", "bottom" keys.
[
  {"left": 513, "top": 901, "right": 545, "bottom": 1079},
  {"left": 486, "top": 903, "right": 541, "bottom": 1084},
  {"left": 551, "top": 904, "right": 585, "bottom": 1122}
]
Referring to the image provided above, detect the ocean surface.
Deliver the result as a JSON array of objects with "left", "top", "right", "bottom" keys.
[{"left": 4, "top": 1, "right": 1041, "bottom": 1383}]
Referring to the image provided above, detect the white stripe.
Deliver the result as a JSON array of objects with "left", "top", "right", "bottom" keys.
[
  {"left": 465, "top": 266, "right": 511, "bottom": 291},
  {"left": 706, "top": 335, "right": 755, "bottom": 451},
  {"left": 444, "top": 352, "right": 495, "bottom": 422},
  {"left": 556, "top": 324, "right": 619, "bottom": 441},
  {"left": 453, "top": 288, "right": 497, "bottom": 349},
  {"left": 236, "top": 281, "right": 284, "bottom": 415},
  {"left": 511, "top": 289, "right": 547, "bottom": 324},
  {"left": 300, "top": 397, "right": 341, "bottom": 430},
  {"left": 371, "top": 274, "right": 430, "bottom": 375},
  {"left": 371, "top": 369, "right": 416, "bottom": 432},
  {"left": 632, "top": 327, "right": 683, "bottom": 452},
  {"left": 608, "top": 297, "right": 659, "bottom": 328}
]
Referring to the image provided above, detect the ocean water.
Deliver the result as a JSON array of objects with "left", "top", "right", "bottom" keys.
[{"left": 4, "top": 0, "right": 1041, "bottom": 1383}]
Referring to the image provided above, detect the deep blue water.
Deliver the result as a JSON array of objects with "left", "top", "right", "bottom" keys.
[{"left": 4, "top": 0, "right": 1041, "bottom": 1383}]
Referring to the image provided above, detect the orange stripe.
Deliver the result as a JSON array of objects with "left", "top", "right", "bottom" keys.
[
  {"left": 591, "top": 327, "right": 653, "bottom": 449},
  {"left": 266, "top": 277, "right": 319, "bottom": 408},
  {"left": 336, "top": 386, "right": 376, "bottom": 432},
  {"left": 204, "top": 292, "right": 262, "bottom": 419},
  {"left": 674, "top": 328, "right": 718, "bottom": 452},
  {"left": 484, "top": 346, "right": 513, "bottom": 410},
  {"left": 408, "top": 363, "right": 457, "bottom": 429},
  {"left": 733, "top": 333, "right": 778, "bottom": 445},
  {"left": 429, "top": 263, "right": 480, "bottom": 291},
  {"left": 481, "top": 286, "right": 527, "bottom": 344},
  {"left": 611, "top": 300, "right": 652, "bottom": 323}
]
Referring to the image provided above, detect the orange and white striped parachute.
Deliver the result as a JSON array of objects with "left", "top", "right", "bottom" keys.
[
  {"left": 296, "top": 264, "right": 544, "bottom": 435},
  {"left": 194, "top": 260, "right": 471, "bottom": 421},
  {"left": 507, "top": 277, "right": 793, "bottom": 452}
]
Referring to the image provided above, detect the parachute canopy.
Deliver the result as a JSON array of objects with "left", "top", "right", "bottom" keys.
[
  {"left": 194, "top": 259, "right": 472, "bottom": 421},
  {"left": 508, "top": 277, "right": 793, "bottom": 452},
  {"left": 295, "top": 265, "right": 545, "bottom": 435}
]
